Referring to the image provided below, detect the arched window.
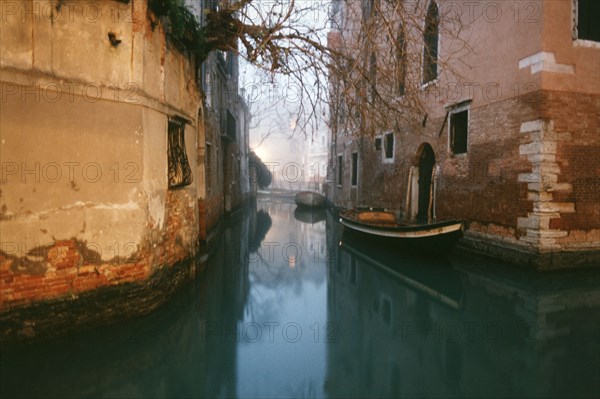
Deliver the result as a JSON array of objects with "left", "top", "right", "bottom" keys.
[
  {"left": 397, "top": 26, "right": 407, "bottom": 95},
  {"left": 423, "top": 1, "right": 439, "bottom": 84}
]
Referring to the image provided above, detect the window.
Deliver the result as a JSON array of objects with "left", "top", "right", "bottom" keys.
[
  {"left": 369, "top": 52, "right": 377, "bottom": 102},
  {"left": 450, "top": 109, "right": 468, "bottom": 154},
  {"left": 374, "top": 137, "right": 382, "bottom": 151},
  {"left": 362, "top": 0, "right": 375, "bottom": 21},
  {"left": 351, "top": 152, "right": 358, "bottom": 186},
  {"left": 384, "top": 132, "right": 394, "bottom": 160},
  {"left": 397, "top": 27, "right": 407, "bottom": 95},
  {"left": 168, "top": 116, "right": 193, "bottom": 188},
  {"left": 574, "top": 0, "right": 600, "bottom": 42},
  {"left": 423, "top": 1, "right": 440, "bottom": 84},
  {"left": 337, "top": 154, "right": 343, "bottom": 186}
]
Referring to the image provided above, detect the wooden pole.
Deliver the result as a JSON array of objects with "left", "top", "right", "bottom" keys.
[
  {"left": 427, "top": 165, "right": 435, "bottom": 224},
  {"left": 432, "top": 165, "right": 437, "bottom": 222},
  {"left": 405, "top": 167, "right": 413, "bottom": 221}
]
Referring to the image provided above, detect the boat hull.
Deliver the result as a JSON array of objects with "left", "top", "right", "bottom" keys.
[{"left": 339, "top": 209, "right": 463, "bottom": 251}]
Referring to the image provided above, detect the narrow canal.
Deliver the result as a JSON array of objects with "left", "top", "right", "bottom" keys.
[{"left": 1, "top": 195, "right": 599, "bottom": 398}]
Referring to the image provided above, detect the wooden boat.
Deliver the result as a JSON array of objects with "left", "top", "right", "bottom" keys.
[
  {"left": 339, "top": 208, "right": 463, "bottom": 250},
  {"left": 294, "top": 191, "right": 325, "bottom": 208}
]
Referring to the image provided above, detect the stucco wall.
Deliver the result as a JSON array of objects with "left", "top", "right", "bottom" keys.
[{"left": 0, "top": 0, "right": 202, "bottom": 330}]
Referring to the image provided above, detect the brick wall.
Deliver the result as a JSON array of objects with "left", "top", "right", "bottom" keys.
[{"left": 331, "top": 90, "right": 599, "bottom": 268}]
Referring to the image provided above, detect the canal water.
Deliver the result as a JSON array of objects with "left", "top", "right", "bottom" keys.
[{"left": 1, "top": 195, "right": 599, "bottom": 398}]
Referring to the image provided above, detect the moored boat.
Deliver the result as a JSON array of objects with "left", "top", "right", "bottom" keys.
[
  {"left": 294, "top": 191, "right": 325, "bottom": 208},
  {"left": 339, "top": 208, "right": 463, "bottom": 250}
]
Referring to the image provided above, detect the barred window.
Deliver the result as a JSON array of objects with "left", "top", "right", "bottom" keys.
[{"left": 168, "top": 116, "right": 193, "bottom": 188}]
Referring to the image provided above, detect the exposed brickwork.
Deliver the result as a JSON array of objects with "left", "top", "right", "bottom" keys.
[
  {"left": 332, "top": 90, "right": 599, "bottom": 268},
  {"left": 198, "top": 195, "right": 223, "bottom": 242},
  {"left": 0, "top": 256, "right": 202, "bottom": 344},
  {"left": 0, "top": 189, "right": 199, "bottom": 341}
]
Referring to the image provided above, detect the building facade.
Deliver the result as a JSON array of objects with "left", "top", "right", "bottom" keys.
[
  {"left": 192, "top": 0, "right": 254, "bottom": 241},
  {"left": 0, "top": 0, "right": 253, "bottom": 342},
  {"left": 327, "top": 0, "right": 599, "bottom": 269}
]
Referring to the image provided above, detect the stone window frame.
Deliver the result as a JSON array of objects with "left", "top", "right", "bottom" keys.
[
  {"left": 382, "top": 131, "right": 395, "bottom": 164},
  {"left": 421, "top": 0, "right": 440, "bottom": 88},
  {"left": 167, "top": 115, "right": 193, "bottom": 189},
  {"left": 351, "top": 151, "right": 359, "bottom": 187},
  {"left": 447, "top": 102, "right": 470, "bottom": 157},
  {"left": 572, "top": 0, "right": 600, "bottom": 47}
]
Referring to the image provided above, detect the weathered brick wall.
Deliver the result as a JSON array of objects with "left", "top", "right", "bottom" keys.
[
  {"left": 332, "top": 90, "right": 599, "bottom": 268},
  {"left": 0, "top": 189, "right": 198, "bottom": 342}
]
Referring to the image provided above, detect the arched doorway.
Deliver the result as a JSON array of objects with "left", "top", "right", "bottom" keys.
[{"left": 417, "top": 144, "right": 435, "bottom": 223}]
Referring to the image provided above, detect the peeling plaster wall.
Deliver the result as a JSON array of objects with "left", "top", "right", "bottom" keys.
[{"left": 0, "top": 0, "right": 202, "bottom": 334}]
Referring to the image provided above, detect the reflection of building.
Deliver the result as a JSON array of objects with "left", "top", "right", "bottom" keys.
[
  {"left": 327, "top": 239, "right": 600, "bottom": 397},
  {"left": 327, "top": 0, "right": 600, "bottom": 268}
]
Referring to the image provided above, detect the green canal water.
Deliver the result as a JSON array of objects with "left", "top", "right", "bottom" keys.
[{"left": 1, "top": 196, "right": 599, "bottom": 398}]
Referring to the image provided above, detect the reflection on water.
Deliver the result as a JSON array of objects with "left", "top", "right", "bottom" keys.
[
  {"left": 294, "top": 207, "right": 327, "bottom": 224},
  {"left": 1, "top": 198, "right": 598, "bottom": 398},
  {"left": 330, "top": 231, "right": 600, "bottom": 398}
]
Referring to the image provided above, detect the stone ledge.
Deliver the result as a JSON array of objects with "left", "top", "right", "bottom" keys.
[{"left": 457, "top": 235, "right": 600, "bottom": 270}]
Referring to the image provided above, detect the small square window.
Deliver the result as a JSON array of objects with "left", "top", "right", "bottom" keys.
[
  {"left": 374, "top": 137, "right": 382, "bottom": 151},
  {"left": 450, "top": 110, "right": 468, "bottom": 154}
]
